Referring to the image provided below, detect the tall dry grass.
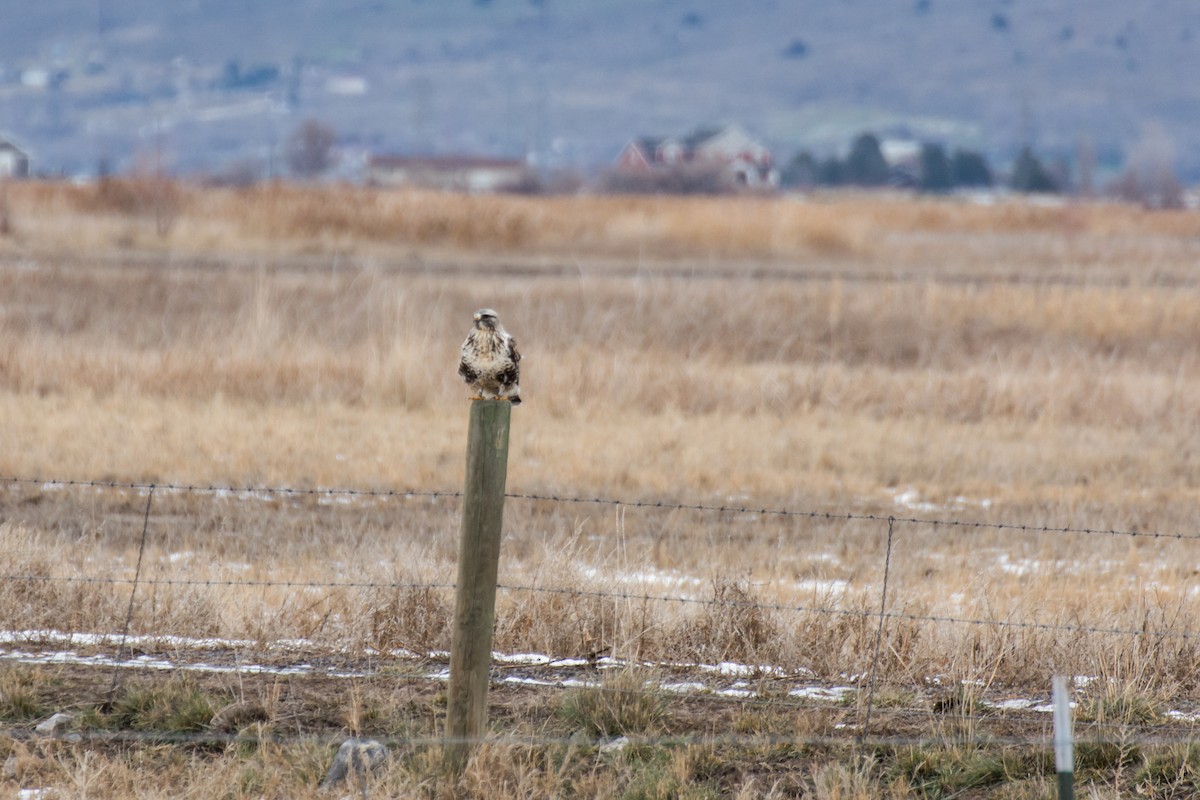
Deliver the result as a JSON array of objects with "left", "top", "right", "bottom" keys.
[
  {"left": 7, "top": 180, "right": 1200, "bottom": 276},
  {"left": 1, "top": 185, "right": 1199, "bottom": 693},
  {"left": 3, "top": 186, "right": 1200, "bottom": 797}
]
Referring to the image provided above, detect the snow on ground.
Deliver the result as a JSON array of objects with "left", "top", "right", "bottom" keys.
[
  {"left": 890, "top": 487, "right": 994, "bottom": 513},
  {"left": 0, "top": 629, "right": 1148, "bottom": 720},
  {"left": 577, "top": 565, "right": 704, "bottom": 591},
  {"left": 0, "top": 629, "right": 856, "bottom": 702}
]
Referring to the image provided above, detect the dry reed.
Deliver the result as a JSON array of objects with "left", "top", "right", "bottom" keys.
[{"left": 1, "top": 182, "right": 1198, "bottom": 796}]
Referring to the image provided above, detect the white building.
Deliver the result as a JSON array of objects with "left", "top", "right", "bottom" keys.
[{"left": 0, "top": 138, "right": 29, "bottom": 178}]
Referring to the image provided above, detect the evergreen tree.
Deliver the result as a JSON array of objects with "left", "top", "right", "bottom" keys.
[
  {"left": 918, "top": 143, "right": 952, "bottom": 192},
  {"left": 781, "top": 151, "right": 818, "bottom": 187},
  {"left": 950, "top": 149, "right": 993, "bottom": 187},
  {"left": 1009, "top": 146, "right": 1058, "bottom": 193},
  {"left": 843, "top": 133, "right": 890, "bottom": 186},
  {"left": 816, "top": 156, "right": 845, "bottom": 186}
]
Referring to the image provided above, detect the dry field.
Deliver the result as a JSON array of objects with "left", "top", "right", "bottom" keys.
[{"left": 0, "top": 181, "right": 1199, "bottom": 797}]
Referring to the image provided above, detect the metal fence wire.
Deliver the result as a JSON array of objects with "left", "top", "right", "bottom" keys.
[{"left": 2, "top": 472, "right": 1200, "bottom": 752}]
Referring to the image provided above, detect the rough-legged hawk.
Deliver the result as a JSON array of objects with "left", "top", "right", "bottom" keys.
[{"left": 458, "top": 308, "right": 522, "bottom": 404}]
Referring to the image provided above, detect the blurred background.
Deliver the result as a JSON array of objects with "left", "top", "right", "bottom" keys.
[{"left": 0, "top": 0, "right": 1196, "bottom": 203}]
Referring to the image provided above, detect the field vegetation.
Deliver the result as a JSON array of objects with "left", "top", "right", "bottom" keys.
[{"left": 0, "top": 180, "right": 1199, "bottom": 796}]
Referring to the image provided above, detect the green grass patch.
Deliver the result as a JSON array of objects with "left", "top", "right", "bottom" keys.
[
  {"left": 1137, "top": 743, "right": 1200, "bottom": 790},
  {"left": 0, "top": 666, "right": 52, "bottom": 722},
  {"left": 888, "top": 744, "right": 1049, "bottom": 796},
  {"left": 107, "top": 677, "right": 218, "bottom": 734},
  {"left": 558, "top": 671, "right": 668, "bottom": 739}
]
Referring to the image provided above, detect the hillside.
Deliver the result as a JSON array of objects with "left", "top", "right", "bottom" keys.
[{"left": 1, "top": 0, "right": 1198, "bottom": 180}]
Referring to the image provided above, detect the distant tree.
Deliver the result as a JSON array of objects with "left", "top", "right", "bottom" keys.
[
  {"left": 918, "top": 143, "right": 952, "bottom": 192},
  {"left": 1109, "top": 122, "right": 1184, "bottom": 209},
  {"left": 816, "top": 156, "right": 845, "bottom": 186},
  {"left": 950, "top": 148, "right": 993, "bottom": 187},
  {"left": 1009, "top": 146, "right": 1058, "bottom": 193},
  {"left": 285, "top": 119, "right": 337, "bottom": 179},
  {"left": 843, "top": 133, "right": 889, "bottom": 186},
  {"left": 781, "top": 151, "right": 818, "bottom": 188}
]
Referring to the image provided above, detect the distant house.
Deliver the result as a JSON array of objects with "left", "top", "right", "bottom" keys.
[
  {"left": 879, "top": 136, "right": 922, "bottom": 187},
  {"left": 615, "top": 136, "right": 686, "bottom": 170},
  {"left": 614, "top": 124, "right": 778, "bottom": 188},
  {"left": 0, "top": 138, "right": 29, "bottom": 179},
  {"left": 363, "top": 155, "right": 530, "bottom": 193}
]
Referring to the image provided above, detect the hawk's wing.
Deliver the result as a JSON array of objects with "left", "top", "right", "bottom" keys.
[
  {"left": 458, "top": 337, "right": 478, "bottom": 383},
  {"left": 496, "top": 336, "right": 521, "bottom": 389}
]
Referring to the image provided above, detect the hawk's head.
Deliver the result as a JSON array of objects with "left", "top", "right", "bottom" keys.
[{"left": 473, "top": 308, "right": 501, "bottom": 331}]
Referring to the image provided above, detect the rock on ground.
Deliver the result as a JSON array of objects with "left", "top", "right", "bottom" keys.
[
  {"left": 319, "top": 738, "right": 389, "bottom": 791},
  {"left": 34, "top": 713, "right": 74, "bottom": 737}
]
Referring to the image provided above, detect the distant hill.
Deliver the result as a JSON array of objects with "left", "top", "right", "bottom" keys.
[{"left": 2, "top": 0, "right": 1198, "bottom": 182}]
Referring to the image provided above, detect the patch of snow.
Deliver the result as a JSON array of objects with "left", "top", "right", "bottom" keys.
[
  {"left": 577, "top": 565, "right": 705, "bottom": 590},
  {"left": 988, "top": 698, "right": 1037, "bottom": 711},
  {"left": 890, "top": 487, "right": 994, "bottom": 513},
  {"left": 493, "top": 653, "right": 593, "bottom": 668},
  {"left": 794, "top": 579, "right": 850, "bottom": 596},
  {"left": 599, "top": 736, "right": 629, "bottom": 753},
  {"left": 714, "top": 661, "right": 785, "bottom": 678},
  {"left": 6, "top": 629, "right": 1140, "bottom": 721},
  {"left": 891, "top": 488, "right": 942, "bottom": 512},
  {"left": 789, "top": 686, "right": 852, "bottom": 702},
  {"left": 661, "top": 681, "right": 708, "bottom": 694}
]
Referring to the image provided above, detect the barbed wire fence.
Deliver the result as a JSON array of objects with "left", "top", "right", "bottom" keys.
[{"left": 1, "top": 473, "right": 1200, "bottom": 753}]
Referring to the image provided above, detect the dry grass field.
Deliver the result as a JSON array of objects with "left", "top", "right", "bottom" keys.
[{"left": 1, "top": 180, "right": 1200, "bottom": 797}]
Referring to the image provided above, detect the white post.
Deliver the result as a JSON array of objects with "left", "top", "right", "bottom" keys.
[{"left": 1052, "top": 675, "right": 1074, "bottom": 800}]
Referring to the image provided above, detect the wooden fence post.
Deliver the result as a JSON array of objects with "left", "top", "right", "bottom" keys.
[{"left": 444, "top": 400, "right": 512, "bottom": 773}]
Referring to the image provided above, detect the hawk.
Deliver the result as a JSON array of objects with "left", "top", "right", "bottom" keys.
[{"left": 458, "top": 308, "right": 522, "bottom": 405}]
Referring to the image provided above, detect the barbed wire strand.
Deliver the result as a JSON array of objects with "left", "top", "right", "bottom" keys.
[
  {"left": 0, "top": 572, "right": 1198, "bottom": 645},
  {"left": 4, "top": 475, "right": 1199, "bottom": 542},
  {"left": 6, "top": 474, "right": 1200, "bottom": 726}
]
